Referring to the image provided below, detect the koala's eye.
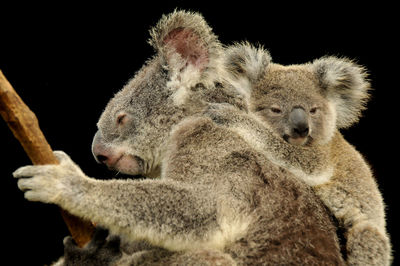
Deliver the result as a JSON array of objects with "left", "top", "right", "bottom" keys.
[
  {"left": 255, "top": 106, "right": 267, "bottom": 112},
  {"left": 270, "top": 106, "right": 282, "bottom": 114},
  {"left": 117, "top": 113, "right": 128, "bottom": 126},
  {"left": 310, "top": 107, "right": 318, "bottom": 115}
]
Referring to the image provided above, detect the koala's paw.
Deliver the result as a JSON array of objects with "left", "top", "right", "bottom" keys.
[
  {"left": 63, "top": 227, "right": 122, "bottom": 266},
  {"left": 346, "top": 222, "right": 391, "bottom": 266},
  {"left": 13, "top": 151, "right": 87, "bottom": 204}
]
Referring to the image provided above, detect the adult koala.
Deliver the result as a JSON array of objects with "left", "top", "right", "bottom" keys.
[{"left": 13, "top": 11, "right": 344, "bottom": 265}]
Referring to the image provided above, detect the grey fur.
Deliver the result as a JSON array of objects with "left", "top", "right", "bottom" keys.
[
  {"left": 219, "top": 42, "right": 391, "bottom": 265},
  {"left": 224, "top": 41, "right": 271, "bottom": 82},
  {"left": 62, "top": 227, "right": 122, "bottom": 266},
  {"left": 312, "top": 56, "right": 371, "bottom": 128},
  {"left": 14, "top": 11, "right": 344, "bottom": 265}
]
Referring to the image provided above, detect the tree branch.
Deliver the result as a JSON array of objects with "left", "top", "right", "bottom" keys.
[{"left": 0, "top": 70, "right": 94, "bottom": 247}]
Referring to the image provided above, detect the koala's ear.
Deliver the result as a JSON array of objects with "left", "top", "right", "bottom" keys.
[
  {"left": 223, "top": 43, "right": 271, "bottom": 98},
  {"left": 312, "top": 56, "right": 371, "bottom": 128},
  {"left": 149, "top": 10, "right": 220, "bottom": 72},
  {"left": 225, "top": 42, "right": 271, "bottom": 81}
]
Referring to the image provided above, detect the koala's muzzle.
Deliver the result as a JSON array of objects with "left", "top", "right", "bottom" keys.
[
  {"left": 92, "top": 131, "right": 144, "bottom": 175},
  {"left": 289, "top": 107, "right": 309, "bottom": 138}
]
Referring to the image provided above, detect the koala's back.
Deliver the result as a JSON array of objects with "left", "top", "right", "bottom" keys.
[
  {"left": 225, "top": 164, "right": 344, "bottom": 265},
  {"left": 165, "top": 117, "right": 344, "bottom": 265}
]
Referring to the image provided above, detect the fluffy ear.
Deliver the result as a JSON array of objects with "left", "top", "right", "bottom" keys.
[
  {"left": 149, "top": 10, "right": 220, "bottom": 72},
  {"left": 312, "top": 56, "right": 371, "bottom": 128},
  {"left": 225, "top": 42, "right": 271, "bottom": 82},
  {"left": 223, "top": 42, "right": 271, "bottom": 99}
]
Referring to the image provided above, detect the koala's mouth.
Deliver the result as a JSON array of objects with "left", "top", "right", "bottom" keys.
[
  {"left": 109, "top": 154, "right": 145, "bottom": 176},
  {"left": 110, "top": 171, "right": 145, "bottom": 180},
  {"left": 283, "top": 134, "right": 313, "bottom": 146}
]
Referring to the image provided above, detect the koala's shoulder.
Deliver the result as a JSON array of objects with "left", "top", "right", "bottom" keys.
[
  {"left": 168, "top": 116, "right": 249, "bottom": 153},
  {"left": 169, "top": 117, "right": 216, "bottom": 147},
  {"left": 329, "top": 131, "right": 371, "bottom": 179}
]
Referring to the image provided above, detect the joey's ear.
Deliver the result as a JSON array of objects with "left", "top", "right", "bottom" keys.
[
  {"left": 312, "top": 56, "right": 371, "bottom": 128},
  {"left": 149, "top": 10, "right": 220, "bottom": 72},
  {"left": 223, "top": 42, "right": 271, "bottom": 98},
  {"left": 225, "top": 42, "right": 271, "bottom": 81}
]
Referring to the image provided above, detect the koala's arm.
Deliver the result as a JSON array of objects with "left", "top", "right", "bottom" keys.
[
  {"left": 205, "top": 104, "right": 330, "bottom": 177},
  {"left": 13, "top": 151, "right": 224, "bottom": 252},
  {"left": 314, "top": 133, "right": 391, "bottom": 265}
]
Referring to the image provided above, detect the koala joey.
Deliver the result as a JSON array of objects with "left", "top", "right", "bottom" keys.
[
  {"left": 212, "top": 42, "right": 391, "bottom": 265},
  {"left": 13, "top": 11, "right": 345, "bottom": 265}
]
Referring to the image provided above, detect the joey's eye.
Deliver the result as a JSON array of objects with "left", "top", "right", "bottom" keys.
[
  {"left": 117, "top": 113, "right": 127, "bottom": 126},
  {"left": 255, "top": 106, "right": 267, "bottom": 112},
  {"left": 310, "top": 107, "right": 318, "bottom": 115},
  {"left": 270, "top": 106, "right": 282, "bottom": 114}
]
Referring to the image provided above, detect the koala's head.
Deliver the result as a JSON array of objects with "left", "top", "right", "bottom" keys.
[
  {"left": 224, "top": 43, "right": 371, "bottom": 146},
  {"left": 91, "top": 11, "right": 226, "bottom": 177}
]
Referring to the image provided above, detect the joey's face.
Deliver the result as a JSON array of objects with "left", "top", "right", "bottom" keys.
[
  {"left": 225, "top": 44, "right": 370, "bottom": 144},
  {"left": 251, "top": 67, "right": 336, "bottom": 146}
]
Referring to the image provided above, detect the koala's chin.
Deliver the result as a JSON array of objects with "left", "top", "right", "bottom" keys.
[
  {"left": 283, "top": 134, "right": 313, "bottom": 146},
  {"left": 109, "top": 154, "right": 144, "bottom": 176}
]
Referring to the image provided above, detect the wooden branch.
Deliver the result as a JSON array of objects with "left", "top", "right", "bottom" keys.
[{"left": 0, "top": 70, "right": 94, "bottom": 247}]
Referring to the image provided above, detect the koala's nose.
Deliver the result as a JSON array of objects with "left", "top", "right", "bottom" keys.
[
  {"left": 95, "top": 154, "right": 109, "bottom": 164},
  {"left": 92, "top": 131, "right": 106, "bottom": 164},
  {"left": 293, "top": 124, "right": 309, "bottom": 137},
  {"left": 289, "top": 107, "right": 309, "bottom": 138},
  {"left": 92, "top": 131, "right": 113, "bottom": 165}
]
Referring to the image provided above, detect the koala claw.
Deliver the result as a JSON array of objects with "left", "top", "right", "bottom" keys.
[
  {"left": 13, "top": 164, "right": 53, "bottom": 179},
  {"left": 63, "top": 227, "right": 122, "bottom": 266},
  {"left": 13, "top": 150, "right": 87, "bottom": 204}
]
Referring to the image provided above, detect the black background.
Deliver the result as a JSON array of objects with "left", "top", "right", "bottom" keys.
[{"left": 0, "top": 2, "right": 398, "bottom": 265}]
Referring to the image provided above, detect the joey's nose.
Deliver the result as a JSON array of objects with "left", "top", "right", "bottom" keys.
[
  {"left": 289, "top": 107, "right": 310, "bottom": 138},
  {"left": 293, "top": 124, "right": 309, "bottom": 137}
]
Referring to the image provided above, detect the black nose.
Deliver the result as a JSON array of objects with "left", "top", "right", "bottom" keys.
[
  {"left": 289, "top": 107, "right": 310, "bottom": 138},
  {"left": 293, "top": 124, "right": 309, "bottom": 137},
  {"left": 92, "top": 131, "right": 111, "bottom": 165},
  {"left": 96, "top": 154, "right": 109, "bottom": 164}
]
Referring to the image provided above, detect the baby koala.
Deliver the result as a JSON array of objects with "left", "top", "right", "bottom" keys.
[{"left": 209, "top": 43, "right": 391, "bottom": 265}]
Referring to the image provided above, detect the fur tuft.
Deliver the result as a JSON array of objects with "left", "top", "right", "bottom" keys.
[
  {"left": 147, "top": 9, "right": 224, "bottom": 103},
  {"left": 224, "top": 42, "right": 271, "bottom": 82},
  {"left": 222, "top": 42, "right": 271, "bottom": 103},
  {"left": 312, "top": 56, "right": 371, "bottom": 128},
  {"left": 148, "top": 10, "right": 221, "bottom": 70},
  {"left": 149, "top": 10, "right": 217, "bottom": 53}
]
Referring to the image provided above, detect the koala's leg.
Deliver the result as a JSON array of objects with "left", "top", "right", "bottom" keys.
[
  {"left": 56, "top": 230, "right": 236, "bottom": 266},
  {"left": 314, "top": 181, "right": 391, "bottom": 266},
  {"left": 346, "top": 221, "right": 391, "bottom": 266},
  {"left": 57, "top": 227, "right": 122, "bottom": 266},
  {"left": 116, "top": 249, "right": 236, "bottom": 266}
]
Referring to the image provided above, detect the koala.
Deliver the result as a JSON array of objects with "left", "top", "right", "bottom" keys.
[
  {"left": 13, "top": 11, "right": 345, "bottom": 265},
  {"left": 210, "top": 42, "right": 392, "bottom": 265}
]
